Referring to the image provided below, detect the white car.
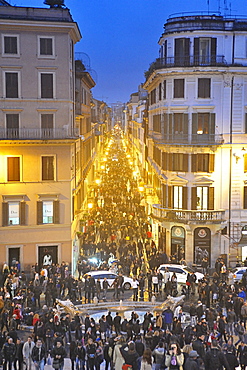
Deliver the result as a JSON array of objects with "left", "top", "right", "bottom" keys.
[
  {"left": 232, "top": 267, "right": 247, "bottom": 282},
  {"left": 157, "top": 264, "right": 204, "bottom": 284},
  {"left": 83, "top": 270, "right": 133, "bottom": 290}
]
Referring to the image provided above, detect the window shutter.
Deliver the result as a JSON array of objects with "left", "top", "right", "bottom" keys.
[
  {"left": 191, "top": 187, "right": 197, "bottom": 210},
  {"left": 169, "top": 114, "right": 173, "bottom": 139},
  {"left": 208, "top": 187, "right": 214, "bottom": 210},
  {"left": 168, "top": 153, "right": 173, "bottom": 171},
  {"left": 244, "top": 187, "right": 247, "bottom": 209},
  {"left": 210, "top": 113, "right": 215, "bottom": 135},
  {"left": 192, "top": 113, "right": 198, "bottom": 141},
  {"left": 191, "top": 154, "right": 197, "bottom": 172},
  {"left": 7, "top": 157, "right": 20, "bottom": 181},
  {"left": 162, "top": 184, "right": 166, "bottom": 207},
  {"left": 163, "top": 113, "right": 168, "bottom": 137},
  {"left": 183, "top": 114, "right": 188, "bottom": 135},
  {"left": 162, "top": 152, "right": 167, "bottom": 171},
  {"left": 185, "top": 38, "right": 190, "bottom": 56},
  {"left": 2, "top": 202, "right": 8, "bottom": 226},
  {"left": 245, "top": 113, "right": 247, "bottom": 134},
  {"left": 211, "top": 38, "right": 217, "bottom": 64},
  {"left": 163, "top": 80, "right": 166, "bottom": 99},
  {"left": 194, "top": 38, "right": 199, "bottom": 65},
  {"left": 37, "top": 201, "right": 43, "bottom": 225},
  {"left": 183, "top": 154, "right": 188, "bottom": 172},
  {"left": 209, "top": 154, "right": 215, "bottom": 173},
  {"left": 182, "top": 187, "right": 188, "bottom": 209},
  {"left": 168, "top": 186, "right": 172, "bottom": 208},
  {"left": 6, "top": 72, "right": 18, "bottom": 98},
  {"left": 20, "top": 201, "right": 26, "bottom": 225},
  {"left": 244, "top": 154, "right": 247, "bottom": 173},
  {"left": 53, "top": 200, "right": 60, "bottom": 224}
]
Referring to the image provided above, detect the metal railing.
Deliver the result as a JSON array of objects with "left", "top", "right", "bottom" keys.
[
  {"left": 149, "top": 131, "right": 224, "bottom": 145},
  {"left": 152, "top": 204, "right": 225, "bottom": 222},
  {"left": 0, "top": 128, "right": 79, "bottom": 140}
]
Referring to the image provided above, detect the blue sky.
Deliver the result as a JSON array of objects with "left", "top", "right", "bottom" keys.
[{"left": 9, "top": 0, "right": 247, "bottom": 103}]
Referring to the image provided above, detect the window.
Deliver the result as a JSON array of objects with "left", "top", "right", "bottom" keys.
[
  {"left": 192, "top": 113, "right": 215, "bottom": 141},
  {"left": 174, "top": 79, "right": 184, "bottom": 98},
  {"left": 198, "top": 78, "right": 211, "bottom": 98},
  {"left": 41, "top": 114, "right": 53, "bottom": 138},
  {"left": 173, "top": 186, "right": 183, "bottom": 209},
  {"left": 171, "top": 153, "right": 188, "bottom": 172},
  {"left": 153, "top": 114, "right": 161, "bottom": 133},
  {"left": 39, "top": 37, "right": 53, "bottom": 56},
  {"left": 194, "top": 37, "right": 217, "bottom": 65},
  {"left": 159, "top": 83, "right": 162, "bottom": 101},
  {"left": 37, "top": 199, "right": 59, "bottom": 224},
  {"left": 2, "top": 201, "right": 26, "bottom": 226},
  {"left": 150, "top": 88, "right": 156, "bottom": 105},
  {"left": 191, "top": 154, "right": 215, "bottom": 172},
  {"left": 6, "top": 114, "right": 19, "bottom": 139},
  {"left": 40, "top": 73, "right": 54, "bottom": 98},
  {"left": 4, "top": 36, "right": 18, "bottom": 54},
  {"left": 42, "top": 156, "right": 55, "bottom": 181},
  {"left": 164, "top": 113, "right": 188, "bottom": 142},
  {"left": 5, "top": 72, "right": 18, "bottom": 98},
  {"left": 244, "top": 154, "right": 247, "bottom": 172},
  {"left": 191, "top": 186, "right": 214, "bottom": 210},
  {"left": 175, "top": 38, "right": 190, "bottom": 66},
  {"left": 7, "top": 157, "right": 20, "bottom": 181}
]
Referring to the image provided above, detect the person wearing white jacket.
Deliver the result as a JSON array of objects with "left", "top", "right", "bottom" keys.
[{"left": 22, "top": 336, "right": 35, "bottom": 370}]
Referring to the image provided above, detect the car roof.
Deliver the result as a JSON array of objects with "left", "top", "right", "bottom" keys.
[
  {"left": 85, "top": 270, "right": 115, "bottom": 275},
  {"left": 159, "top": 264, "right": 187, "bottom": 268}
]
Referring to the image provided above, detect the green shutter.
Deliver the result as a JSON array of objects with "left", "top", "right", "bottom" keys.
[
  {"left": 182, "top": 187, "right": 188, "bottom": 210},
  {"left": 191, "top": 187, "right": 197, "bottom": 210},
  {"left": 37, "top": 201, "right": 43, "bottom": 225},
  {"left": 2, "top": 202, "right": 8, "bottom": 226},
  {"left": 20, "top": 201, "right": 26, "bottom": 225},
  {"left": 53, "top": 200, "right": 60, "bottom": 224},
  {"left": 208, "top": 187, "right": 214, "bottom": 210}
]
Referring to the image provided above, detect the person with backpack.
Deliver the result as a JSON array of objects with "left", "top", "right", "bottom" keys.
[
  {"left": 204, "top": 340, "right": 230, "bottom": 370},
  {"left": 152, "top": 342, "right": 165, "bottom": 370},
  {"left": 237, "top": 341, "right": 247, "bottom": 370}
]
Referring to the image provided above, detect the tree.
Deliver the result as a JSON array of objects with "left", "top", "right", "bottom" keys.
[{"left": 44, "top": 0, "right": 65, "bottom": 8}]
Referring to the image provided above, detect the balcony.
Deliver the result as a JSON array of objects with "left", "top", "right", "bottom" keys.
[
  {"left": 149, "top": 131, "right": 224, "bottom": 145},
  {"left": 152, "top": 204, "right": 225, "bottom": 223},
  {"left": 0, "top": 127, "right": 79, "bottom": 140},
  {"left": 145, "top": 55, "right": 227, "bottom": 79}
]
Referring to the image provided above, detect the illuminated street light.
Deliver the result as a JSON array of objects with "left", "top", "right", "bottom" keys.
[
  {"left": 95, "top": 178, "right": 101, "bottom": 185},
  {"left": 88, "top": 202, "right": 93, "bottom": 209}
]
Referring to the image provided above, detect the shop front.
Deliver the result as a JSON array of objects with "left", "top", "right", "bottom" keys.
[{"left": 171, "top": 226, "right": 185, "bottom": 263}]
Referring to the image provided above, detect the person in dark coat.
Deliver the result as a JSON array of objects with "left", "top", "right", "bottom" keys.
[
  {"left": 3, "top": 337, "right": 16, "bottom": 370},
  {"left": 192, "top": 334, "right": 205, "bottom": 364},
  {"left": 31, "top": 339, "right": 46, "bottom": 370},
  {"left": 51, "top": 340, "right": 67, "bottom": 370},
  {"left": 14, "top": 338, "right": 23, "bottom": 370},
  {"left": 225, "top": 349, "right": 239, "bottom": 370},
  {"left": 134, "top": 335, "right": 145, "bottom": 357},
  {"left": 120, "top": 342, "right": 139, "bottom": 370},
  {"left": 86, "top": 338, "right": 96, "bottom": 370},
  {"left": 184, "top": 350, "right": 200, "bottom": 370},
  {"left": 237, "top": 341, "right": 247, "bottom": 370}
]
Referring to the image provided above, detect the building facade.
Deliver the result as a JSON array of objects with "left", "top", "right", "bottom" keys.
[
  {"left": 0, "top": 4, "right": 81, "bottom": 270},
  {"left": 139, "top": 14, "right": 247, "bottom": 267}
]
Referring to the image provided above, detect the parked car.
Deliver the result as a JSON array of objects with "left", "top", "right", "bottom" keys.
[
  {"left": 232, "top": 267, "right": 247, "bottom": 282},
  {"left": 157, "top": 264, "right": 204, "bottom": 284},
  {"left": 83, "top": 270, "right": 133, "bottom": 290}
]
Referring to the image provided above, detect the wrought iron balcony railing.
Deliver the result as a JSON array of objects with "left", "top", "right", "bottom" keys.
[
  {"left": 0, "top": 127, "right": 79, "bottom": 140},
  {"left": 152, "top": 204, "right": 225, "bottom": 223},
  {"left": 149, "top": 131, "right": 224, "bottom": 145}
]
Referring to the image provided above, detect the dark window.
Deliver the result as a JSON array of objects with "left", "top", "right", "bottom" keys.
[
  {"left": 5, "top": 72, "right": 18, "bottom": 98},
  {"left": 7, "top": 157, "right": 20, "bottom": 182},
  {"left": 41, "top": 73, "right": 53, "bottom": 99},
  {"left": 153, "top": 114, "right": 161, "bottom": 133},
  {"left": 6, "top": 114, "right": 19, "bottom": 139},
  {"left": 42, "top": 156, "right": 54, "bottom": 181},
  {"left": 163, "top": 80, "right": 166, "bottom": 99},
  {"left": 198, "top": 78, "right": 211, "bottom": 98},
  {"left": 174, "top": 79, "right": 184, "bottom": 98},
  {"left": 150, "top": 89, "right": 156, "bottom": 104},
  {"left": 40, "top": 38, "right": 53, "bottom": 55},
  {"left": 41, "top": 114, "right": 53, "bottom": 138},
  {"left": 4, "top": 36, "right": 17, "bottom": 54},
  {"left": 159, "top": 83, "right": 162, "bottom": 101}
]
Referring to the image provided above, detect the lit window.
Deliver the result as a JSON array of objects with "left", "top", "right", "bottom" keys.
[
  {"left": 43, "top": 201, "right": 53, "bottom": 224},
  {"left": 8, "top": 202, "right": 19, "bottom": 225},
  {"left": 196, "top": 187, "right": 208, "bottom": 210}
]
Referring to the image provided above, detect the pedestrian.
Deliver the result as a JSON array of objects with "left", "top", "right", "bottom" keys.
[
  {"left": 165, "top": 342, "right": 184, "bottom": 370},
  {"left": 184, "top": 350, "right": 200, "bottom": 370},
  {"left": 86, "top": 338, "right": 96, "bottom": 370},
  {"left": 51, "top": 340, "right": 67, "bottom": 370},
  {"left": 3, "top": 337, "right": 16, "bottom": 370},
  {"left": 152, "top": 342, "right": 165, "bottom": 370},
  {"left": 140, "top": 348, "right": 153, "bottom": 370},
  {"left": 120, "top": 341, "right": 139, "bottom": 370},
  {"left": 132, "top": 277, "right": 139, "bottom": 302},
  {"left": 31, "top": 339, "right": 46, "bottom": 370},
  {"left": 237, "top": 340, "right": 247, "bottom": 370},
  {"left": 22, "top": 336, "right": 35, "bottom": 370},
  {"left": 204, "top": 339, "right": 230, "bottom": 370}
]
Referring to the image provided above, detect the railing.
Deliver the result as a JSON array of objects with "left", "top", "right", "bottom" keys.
[
  {"left": 149, "top": 131, "right": 224, "bottom": 145},
  {"left": 0, "top": 128, "right": 79, "bottom": 140},
  {"left": 146, "top": 55, "right": 227, "bottom": 78},
  {"left": 152, "top": 204, "right": 225, "bottom": 222}
]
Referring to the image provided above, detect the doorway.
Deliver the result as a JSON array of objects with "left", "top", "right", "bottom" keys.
[{"left": 8, "top": 247, "right": 20, "bottom": 268}]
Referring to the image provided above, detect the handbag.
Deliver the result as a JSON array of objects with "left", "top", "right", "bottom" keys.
[{"left": 53, "top": 359, "right": 60, "bottom": 369}]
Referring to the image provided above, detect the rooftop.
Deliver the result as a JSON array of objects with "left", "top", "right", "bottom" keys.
[{"left": 0, "top": 5, "right": 74, "bottom": 22}]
